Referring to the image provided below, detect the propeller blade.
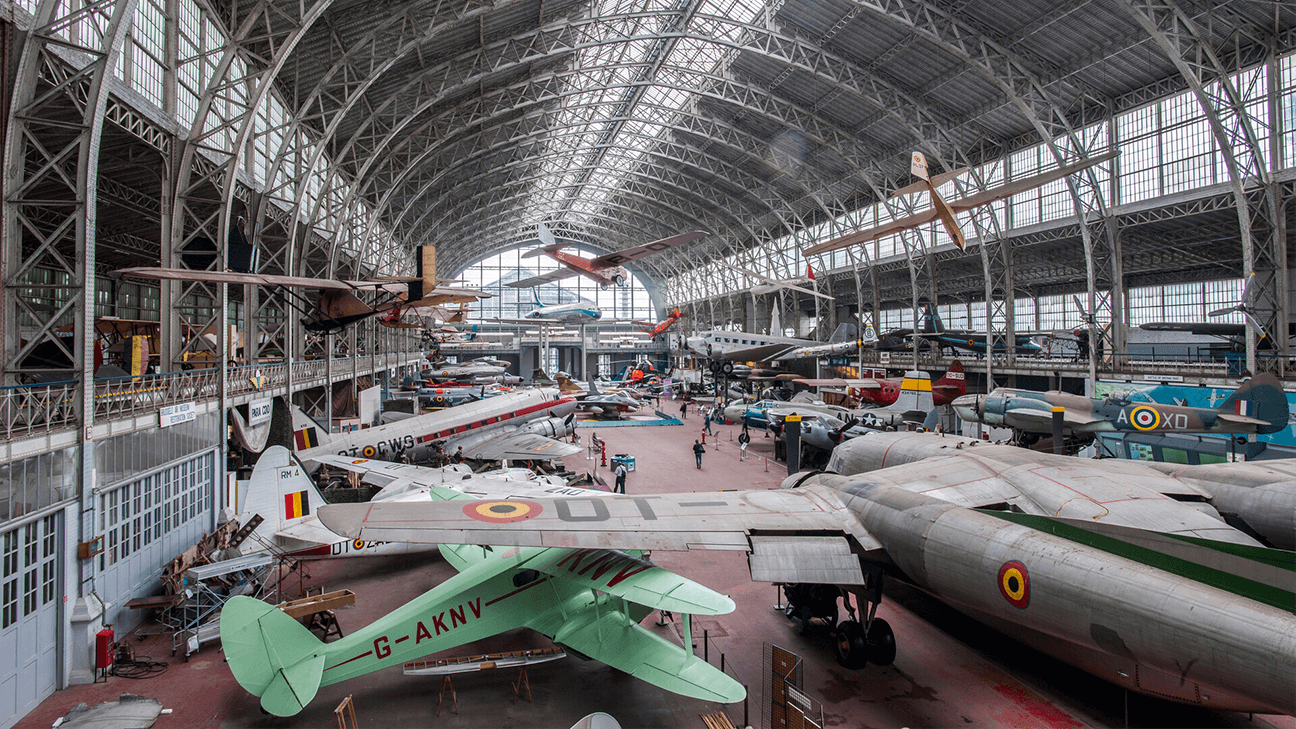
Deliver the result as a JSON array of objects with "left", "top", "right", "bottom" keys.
[
  {"left": 1239, "top": 271, "right": 1254, "bottom": 304},
  {"left": 1208, "top": 305, "right": 1242, "bottom": 318},
  {"left": 1071, "top": 294, "right": 1088, "bottom": 317},
  {"left": 1243, "top": 312, "right": 1269, "bottom": 341}
]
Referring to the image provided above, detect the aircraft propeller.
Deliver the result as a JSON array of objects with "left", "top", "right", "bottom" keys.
[{"left": 1208, "top": 272, "right": 1268, "bottom": 341}]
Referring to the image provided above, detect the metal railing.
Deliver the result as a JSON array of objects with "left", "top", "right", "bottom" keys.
[
  {"left": 852, "top": 349, "right": 1249, "bottom": 379},
  {"left": 1, "top": 351, "right": 424, "bottom": 444}
]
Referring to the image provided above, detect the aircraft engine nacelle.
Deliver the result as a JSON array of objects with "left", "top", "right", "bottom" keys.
[{"left": 520, "top": 416, "right": 575, "bottom": 440}]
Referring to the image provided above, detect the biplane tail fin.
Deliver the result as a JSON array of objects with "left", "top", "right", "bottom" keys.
[
  {"left": 220, "top": 595, "right": 326, "bottom": 716},
  {"left": 407, "top": 245, "right": 437, "bottom": 302}
]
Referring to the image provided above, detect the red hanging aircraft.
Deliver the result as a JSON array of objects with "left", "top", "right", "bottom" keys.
[{"left": 633, "top": 307, "right": 686, "bottom": 339}]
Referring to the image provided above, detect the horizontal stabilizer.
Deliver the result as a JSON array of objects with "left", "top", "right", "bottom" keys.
[
  {"left": 522, "top": 548, "right": 736, "bottom": 614},
  {"left": 549, "top": 608, "right": 745, "bottom": 703},
  {"left": 220, "top": 596, "right": 327, "bottom": 716},
  {"left": 1213, "top": 412, "right": 1270, "bottom": 427}
]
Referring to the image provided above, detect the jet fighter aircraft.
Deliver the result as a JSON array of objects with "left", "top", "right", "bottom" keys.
[
  {"left": 509, "top": 223, "right": 707, "bottom": 289},
  {"left": 222, "top": 458, "right": 744, "bottom": 717},
  {"left": 318, "top": 431, "right": 1296, "bottom": 716},
  {"left": 952, "top": 373, "right": 1289, "bottom": 438}
]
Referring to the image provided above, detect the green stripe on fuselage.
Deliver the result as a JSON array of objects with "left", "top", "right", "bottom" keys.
[{"left": 979, "top": 510, "right": 1296, "bottom": 614}]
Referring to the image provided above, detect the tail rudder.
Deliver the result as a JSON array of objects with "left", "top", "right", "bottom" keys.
[
  {"left": 1219, "top": 373, "right": 1291, "bottom": 435},
  {"left": 828, "top": 322, "right": 856, "bottom": 344},
  {"left": 290, "top": 405, "right": 331, "bottom": 451},
  {"left": 861, "top": 325, "right": 878, "bottom": 346},
  {"left": 932, "top": 360, "right": 966, "bottom": 406},
  {"left": 534, "top": 288, "right": 543, "bottom": 307},
  {"left": 920, "top": 304, "right": 943, "bottom": 334},
  {"left": 220, "top": 595, "right": 327, "bottom": 716},
  {"left": 242, "top": 446, "right": 331, "bottom": 539},
  {"left": 911, "top": 151, "right": 930, "bottom": 181}
]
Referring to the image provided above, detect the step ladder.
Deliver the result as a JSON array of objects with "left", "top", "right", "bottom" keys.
[{"left": 226, "top": 514, "right": 264, "bottom": 550}]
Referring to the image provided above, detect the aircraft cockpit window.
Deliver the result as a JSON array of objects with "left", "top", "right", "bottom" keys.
[{"left": 512, "top": 568, "right": 541, "bottom": 588}]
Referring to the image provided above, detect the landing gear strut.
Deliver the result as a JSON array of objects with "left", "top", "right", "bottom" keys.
[{"left": 783, "top": 563, "right": 894, "bottom": 670}]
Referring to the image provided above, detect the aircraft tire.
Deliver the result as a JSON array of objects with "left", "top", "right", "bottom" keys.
[
  {"left": 709, "top": 361, "right": 721, "bottom": 374},
  {"left": 867, "top": 618, "right": 896, "bottom": 666},
  {"left": 614, "top": 274, "right": 626, "bottom": 286},
  {"left": 789, "top": 605, "right": 813, "bottom": 635},
  {"left": 721, "top": 361, "right": 734, "bottom": 374},
  {"left": 835, "top": 620, "right": 868, "bottom": 668},
  {"left": 738, "top": 431, "right": 750, "bottom": 445}
]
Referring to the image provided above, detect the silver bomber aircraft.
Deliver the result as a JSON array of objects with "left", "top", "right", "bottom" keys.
[{"left": 319, "top": 431, "right": 1296, "bottom": 716}]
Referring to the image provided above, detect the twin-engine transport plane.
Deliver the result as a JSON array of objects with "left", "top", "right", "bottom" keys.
[
  {"left": 509, "top": 222, "right": 707, "bottom": 289},
  {"left": 289, "top": 388, "right": 579, "bottom": 470},
  {"left": 221, "top": 458, "right": 744, "bottom": 717},
  {"left": 319, "top": 431, "right": 1296, "bottom": 716}
]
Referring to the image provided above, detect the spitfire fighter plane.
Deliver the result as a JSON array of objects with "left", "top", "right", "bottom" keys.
[
  {"left": 318, "top": 431, "right": 1296, "bottom": 716},
  {"left": 952, "top": 373, "right": 1289, "bottom": 439},
  {"left": 509, "top": 223, "right": 707, "bottom": 289},
  {"left": 221, "top": 457, "right": 744, "bottom": 717}
]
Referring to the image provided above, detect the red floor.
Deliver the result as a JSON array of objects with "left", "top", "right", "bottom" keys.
[{"left": 18, "top": 416, "right": 1296, "bottom": 729}]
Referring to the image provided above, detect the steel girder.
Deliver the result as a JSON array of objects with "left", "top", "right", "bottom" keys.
[
  {"left": 1117, "top": 0, "right": 1287, "bottom": 375},
  {"left": 2, "top": 0, "right": 139, "bottom": 592},
  {"left": 166, "top": 0, "right": 336, "bottom": 373}
]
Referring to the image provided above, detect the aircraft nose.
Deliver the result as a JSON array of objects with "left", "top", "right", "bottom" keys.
[{"left": 952, "top": 394, "right": 979, "bottom": 422}]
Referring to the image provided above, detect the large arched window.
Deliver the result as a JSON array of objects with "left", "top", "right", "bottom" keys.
[{"left": 458, "top": 246, "right": 658, "bottom": 321}]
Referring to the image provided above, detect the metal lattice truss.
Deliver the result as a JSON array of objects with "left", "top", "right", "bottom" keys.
[{"left": 3, "top": 0, "right": 1294, "bottom": 386}]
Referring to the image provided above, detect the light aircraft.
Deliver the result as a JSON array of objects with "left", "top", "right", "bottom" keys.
[
  {"left": 806, "top": 150, "right": 1118, "bottom": 255},
  {"left": 796, "top": 360, "right": 965, "bottom": 409},
  {"left": 509, "top": 222, "right": 707, "bottom": 289},
  {"left": 954, "top": 373, "right": 1290, "bottom": 439},
  {"left": 634, "top": 308, "right": 686, "bottom": 339},
  {"left": 289, "top": 389, "right": 579, "bottom": 470},
  {"left": 118, "top": 244, "right": 490, "bottom": 333},
  {"left": 718, "top": 262, "right": 834, "bottom": 301},
  {"left": 222, "top": 458, "right": 744, "bottom": 717},
  {"left": 319, "top": 431, "right": 1296, "bottom": 716}
]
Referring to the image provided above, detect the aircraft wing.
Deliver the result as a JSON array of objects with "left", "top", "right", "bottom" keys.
[
  {"left": 318, "top": 485, "right": 877, "bottom": 553},
  {"left": 589, "top": 231, "right": 708, "bottom": 267},
  {"left": 507, "top": 269, "right": 577, "bottom": 288},
  {"left": 528, "top": 603, "right": 744, "bottom": 704},
  {"left": 116, "top": 267, "right": 407, "bottom": 293},
  {"left": 1003, "top": 406, "right": 1104, "bottom": 429},
  {"left": 1139, "top": 321, "right": 1245, "bottom": 337},
  {"left": 712, "top": 342, "right": 799, "bottom": 363},
  {"left": 441, "top": 429, "right": 582, "bottom": 461}
]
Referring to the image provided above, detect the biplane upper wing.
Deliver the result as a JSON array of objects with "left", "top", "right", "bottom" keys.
[
  {"left": 588, "top": 231, "right": 708, "bottom": 267},
  {"left": 116, "top": 267, "right": 412, "bottom": 293},
  {"left": 507, "top": 268, "right": 578, "bottom": 289}
]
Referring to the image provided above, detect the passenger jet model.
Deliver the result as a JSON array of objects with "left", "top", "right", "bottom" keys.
[
  {"left": 221, "top": 458, "right": 743, "bottom": 717},
  {"left": 509, "top": 223, "right": 707, "bottom": 289},
  {"left": 806, "top": 150, "right": 1118, "bottom": 255},
  {"left": 319, "top": 431, "right": 1296, "bottom": 715}
]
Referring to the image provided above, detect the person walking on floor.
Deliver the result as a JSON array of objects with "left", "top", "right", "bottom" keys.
[
  {"left": 693, "top": 439, "right": 705, "bottom": 469},
  {"left": 680, "top": 399, "right": 688, "bottom": 419},
  {"left": 703, "top": 406, "right": 714, "bottom": 435},
  {"left": 613, "top": 461, "right": 627, "bottom": 494}
]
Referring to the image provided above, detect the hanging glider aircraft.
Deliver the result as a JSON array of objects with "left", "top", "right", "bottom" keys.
[
  {"left": 718, "top": 262, "right": 834, "bottom": 301},
  {"left": 509, "top": 223, "right": 707, "bottom": 289},
  {"left": 805, "top": 150, "right": 1119, "bottom": 256},
  {"left": 289, "top": 388, "right": 579, "bottom": 470},
  {"left": 222, "top": 457, "right": 744, "bottom": 717},
  {"left": 952, "top": 372, "right": 1290, "bottom": 438},
  {"left": 318, "top": 431, "right": 1296, "bottom": 716},
  {"left": 118, "top": 244, "right": 489, "bottom": 333}
]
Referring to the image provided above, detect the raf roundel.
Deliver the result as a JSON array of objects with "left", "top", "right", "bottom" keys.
[
  {"left": 1129, "top": 405, "right": 1161, "bottom": 431},
  {"left": 998, "top": 560, "right": 1030, "bottom": 609},
  {"left": 463, "top": 500, "right": 543, "bottom": 523}
]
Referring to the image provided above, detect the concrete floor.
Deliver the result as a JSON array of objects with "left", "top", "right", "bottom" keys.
[{"left": 18, "top": 415, "right": 1296, "bottom": 729}]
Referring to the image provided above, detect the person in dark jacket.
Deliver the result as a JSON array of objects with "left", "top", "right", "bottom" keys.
[{"left": 692, "top": 440, "right": 705, "bottom": 469}]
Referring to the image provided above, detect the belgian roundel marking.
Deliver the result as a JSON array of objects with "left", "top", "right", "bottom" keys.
[
  {"left": 362, "top": 445, "right": 377, "bottom": 458},
  {"left": 1129, "top": 406, "right": 1161, "bottom": 431},
  {"left": 353, "top": 539, "right": 366, "bottom": 550},
  {"left": 463, "top": 500, "right": 542, "bottom": 523},
  {"left": 998, "top": 560, "right": 1030, "bottom": 609}
]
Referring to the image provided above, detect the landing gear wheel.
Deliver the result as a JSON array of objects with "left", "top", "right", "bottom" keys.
[
  {"left": 866, "top": 618, "right": 896, "bottom": 666},
  {"left": 788, "top": 605, "right": 812, "bottom": 635},
  {"left": 613, "top": 274, "right": 626, "bottom": 286},
  {"left": 709, "top": 361, "right": 721, "bottom": 374},
  {"left": 721, "top": 361, "right": 734, "bottom": 375},
  {"left": 835, "top": 620, "right": 868, "bottom": 668}
]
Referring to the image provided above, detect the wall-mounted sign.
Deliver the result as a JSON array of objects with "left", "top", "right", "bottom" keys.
[
  {"left": 248, "top": 398, "right": 273, "bottom": 426},
  {"left": 160, "top": 402, "right": 196, "bottom": 428}
]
